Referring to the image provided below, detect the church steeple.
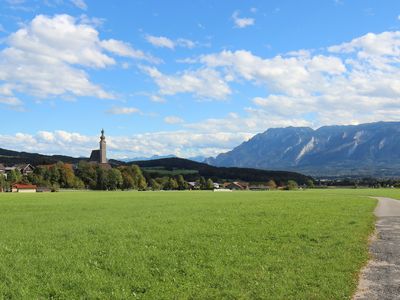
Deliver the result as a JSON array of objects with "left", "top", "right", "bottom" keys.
[{"left": 99, "top": 129, "right": 107, "bottom": 164}]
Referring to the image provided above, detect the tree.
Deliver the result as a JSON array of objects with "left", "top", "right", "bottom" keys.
[
  {"left": 107, "top": 168, "right": 123, "bottom": 190},
  {"left": 0, "top": 175, "right": 6, "bottom": 192},
  {"left": 165, "top": 177, "right": 178, "bottom": 190},
  {"left": 176, "top": 175, "right": 188, "bottom": 190},
  {"left": 118, "top": 165, "right": 147, "bottom": 190},
  {"left": 206, "top": 178, "right": 214, "bottom": 190},
  {"left": 266, "top": 180, "right": 277, "bottom": 189},
  {"left": 286, "top": 180, "right": 298, "bottom": 190},
  {"left": 148, "top": 178, "right": 161, "bottom": 190},
  {"left": 76, "top": 161, "right": 97, "bottom": 189},
  {"left": 121, "top": 172, "right": 135, "bottom": 190},
  {"left": 198, "top": 176, "right": 207, "bottom": 190},
  {"left": 72, "top": 177, "right": 85, "bottom": 189},
  {"left": 7, "top": 169, "right": 21, "bottom": 184},
  {"left": 137, "top": 175, "right": 147, "bottom": 190},
  {"left": 306, "top": 179, "right": 315, "bottom": 188},
  {"left": 96, "top": 167, "right": 109, "bottom": 190},
  {"left": 49, "top": 165, "right": 60, "bottom": 185}
]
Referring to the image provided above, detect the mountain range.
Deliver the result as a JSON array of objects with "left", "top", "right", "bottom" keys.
[{"left": 206, "top": 122, "right": 400, "bottom": 177}]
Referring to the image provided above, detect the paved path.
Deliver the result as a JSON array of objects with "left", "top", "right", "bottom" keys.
[{"left": 354, "top": 197, "right": 400, "bottom": 300}]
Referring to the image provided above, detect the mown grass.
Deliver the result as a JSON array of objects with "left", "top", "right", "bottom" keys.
[{"left": 0, "top": 190, "right": 376, "bottom": 299}]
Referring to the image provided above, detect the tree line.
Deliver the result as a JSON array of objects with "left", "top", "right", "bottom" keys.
[{"left": 0, "top": 161, "right": 216, "bottom": 191}]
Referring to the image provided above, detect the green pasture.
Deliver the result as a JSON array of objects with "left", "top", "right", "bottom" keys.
[{"left": 0, "top": 190, "right": 381, "bottom": 299}]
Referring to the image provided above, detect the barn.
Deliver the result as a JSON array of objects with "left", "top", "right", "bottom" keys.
[{"left": 12, "top": 184, "right": 37, "bottom": 193}]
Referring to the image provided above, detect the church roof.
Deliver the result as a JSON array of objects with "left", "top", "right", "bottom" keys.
[{"left": 89, "top": 149, "right": 100, "bottom": 162}]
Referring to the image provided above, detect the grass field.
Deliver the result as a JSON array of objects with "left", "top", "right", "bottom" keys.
[{"left": 0, "top": 190, "right": 379, "bottom": 299}]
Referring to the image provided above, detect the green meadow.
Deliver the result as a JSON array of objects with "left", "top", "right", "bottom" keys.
[{"left": 0, "top": 190, "right": 380, "bottom": 299}]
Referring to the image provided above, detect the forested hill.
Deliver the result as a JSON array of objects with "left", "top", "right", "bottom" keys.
[
  {"left": 132, "top": 157, "right": 312, "bottom": 184},
  {"left": 0, "top": 148, "right": 123, "bottom": 166}
]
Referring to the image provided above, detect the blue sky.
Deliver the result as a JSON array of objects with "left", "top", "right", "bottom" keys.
[{"left": 1, "top": 0, "right": 400, "bottom": 159}]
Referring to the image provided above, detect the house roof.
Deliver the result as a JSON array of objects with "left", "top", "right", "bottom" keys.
[
  {"left": 13, "top": 164, "right": 34, "bottom": 171},
  {"left": 12, "top": 184, "right": 37, "bottom": 189},
  {"left": 223, "top": 181, "right": 249, "bottom": 190}
]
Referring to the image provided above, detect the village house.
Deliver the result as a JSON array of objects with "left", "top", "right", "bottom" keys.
[
  {"left": 223, "top": 181, "right": 249, "bottom": 190},
  {"left": 12, "top": 183, "right": 37, "bottom": 193},
  {"left": 249, "top": 184, "right": 271, "bottom": 191},
  {"left": 0, "top": 164, "right": 35, "bottom": 178},
  {"left": 14, "top": 164, "right": 35, "bottom": 176},
  {"left": 187, "top": 182, "right": 199, "bottom": 190}
]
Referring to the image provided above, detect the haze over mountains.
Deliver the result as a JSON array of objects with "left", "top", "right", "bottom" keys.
[{"left": 206, "top": 122, "right": 400, "bottom": 177}]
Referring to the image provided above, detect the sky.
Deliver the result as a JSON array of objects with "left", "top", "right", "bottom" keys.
[{"left": 1, "top": 0, "right": 400, "bottom": 159}]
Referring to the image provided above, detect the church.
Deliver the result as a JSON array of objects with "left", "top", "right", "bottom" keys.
[{"left": 89, "top": 129, "right": 109, "bottom": 166}]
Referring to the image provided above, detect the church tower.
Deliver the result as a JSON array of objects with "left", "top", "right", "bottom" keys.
[{"left": 99, "top": 129, "right": 107, "bottom": 164}]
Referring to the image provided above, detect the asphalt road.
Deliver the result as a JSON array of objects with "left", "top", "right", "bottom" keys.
[{"left": 353, "top": 197, "right": 400, "bottom": 300}]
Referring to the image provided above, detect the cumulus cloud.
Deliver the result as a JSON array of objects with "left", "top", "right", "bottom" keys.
[
  {"left": 200, "top": 50, "right": 346, "bottom": 97},
  {"left": 0, "top": 130, "right": 253, "bottom": 159},
  {"left": 0, "top": 14, "right": 156, "bottom": 106},
  {"left": 164, "top": 116, "right": 184, "bottom": 124},
  {"left": 141, "top": 66, "right": 231, "bottom": 100},
  {"left": 144, "top": 30, "right": 400, "bottom": 132},
  {"left": 232, "top": 11, "right": 255, "bottom": 28},
  {"left": 145, "top": 35, "right": 175, "bottom": 49},
  {"left": 145, "top": 34, "right": 197, "bottom": 49},
  {"left": 106, "top": 106, "right": 140, "bottom": 115}
]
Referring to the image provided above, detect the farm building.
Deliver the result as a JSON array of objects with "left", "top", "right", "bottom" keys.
[
  {"left": 223, "top": 182, "right": 249, "bottom": 190},
  {"left": 0, "top": 164, "right": 35, "bottom": 178},
  {"left": 14, "top": 164, "right": 35, "bottom": 176},
  {"left": 249, "top": 184, "right": 271, "bottom": 191},
  {"left": 12, "top": 184, "right": 37, "bottom": 193}
]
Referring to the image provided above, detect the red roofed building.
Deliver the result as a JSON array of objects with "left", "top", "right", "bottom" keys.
[{"left": 12, "top": 184, "right": 37, "bottom": 193}]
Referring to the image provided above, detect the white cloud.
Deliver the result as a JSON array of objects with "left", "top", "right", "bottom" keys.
[
  {"left": 70, "top": 0, "right": 87, "bottom": 10},
  {"left": 164, "top": 116, "right": 184, "bottom": 124},
  {"left": 184, "top": 111, "right": 312, "bottom": 134},
  {"left": 232, "top": 11, "right": 255, "bottom": 28},
  {"left": 145, "top": 35, "right": 175, "bottom": 49},
  {"left": 0, "top": 96, "right": 23, "bottom": 106},
  {"left": 176, "top": 38, "right": 196, "bottom": 49},
  {"left": 0, "top": 14, "right": 156, "bottom": 105},
  {"left": 145, "top": 35, "right": 197, "bottom": 49},
  {"left": 101, "top": 39, "right": 158, "bottom": 63},
  {"left": 0, "top": 130, "right": 253, "bottom": 159},
  {"left": 106, "top": 107, "right": 140, "bottom": 115},
  {"left": 37, "top": 131, "right": 55, "bottom": 142},
  {"left": 141, "top": 66, "right": 231, "bottom": 100},
  {"left": 150, "top": 94, "right": 166, "bottom": 103},
  {"left": 328, "top": 31, "right": 400, "bottom": 58},
  {"left": 147, "top": 30, "right": 400, "bottom": 132}
]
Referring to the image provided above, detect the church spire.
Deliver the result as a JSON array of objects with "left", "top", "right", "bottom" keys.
[{"left": 99, "top": 129, "right": 107, "bottom": 163}]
